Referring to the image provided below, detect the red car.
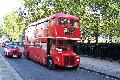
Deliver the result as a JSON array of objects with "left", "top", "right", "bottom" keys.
[{"left": 4, "top": 43, "right": 22, "bottom": 58}]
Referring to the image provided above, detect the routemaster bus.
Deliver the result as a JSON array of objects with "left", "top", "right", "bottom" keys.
[{"left": 23, "top": 13, "right": 81, "bottom": 69}]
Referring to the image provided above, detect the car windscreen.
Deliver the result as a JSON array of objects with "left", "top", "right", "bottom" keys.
[
  {"left": 6, "top": 41, "right": 10, "bottom": 43},
  {"left": 7, "top": 44, "right": 19, "bottom": 49}
]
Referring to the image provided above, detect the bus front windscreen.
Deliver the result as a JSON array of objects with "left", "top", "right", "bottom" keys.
[
  {"left": 57, "top": 40, "right": 72, "bottom": 47},
  {"left": 57, "top": 40, "right": 70, "bottom": 51}
]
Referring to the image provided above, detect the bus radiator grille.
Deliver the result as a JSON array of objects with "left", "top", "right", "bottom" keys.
[
  {"left": 70, "top": 56, "right": 75, "bottom": 65},
  {"left": 64, "top": 56, "right": 69, "bottom": 66},
  {"left": 64, "top": 56, "right": 75, "bottom": 66}
]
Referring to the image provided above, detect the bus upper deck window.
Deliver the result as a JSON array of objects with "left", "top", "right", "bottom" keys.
[
  {"left": 58, "top": 17, "right": 68, "bottom": 27},
  {"left": 70, "top": 20, "right": 79, "bottom": 28}
]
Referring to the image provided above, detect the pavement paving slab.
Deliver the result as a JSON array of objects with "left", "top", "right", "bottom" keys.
[
  {"left": 0, "top": 53, "right": 23, "bottom": 80},
  {"left": 80, "top": 56, "right": 120, "bottom": 78}
]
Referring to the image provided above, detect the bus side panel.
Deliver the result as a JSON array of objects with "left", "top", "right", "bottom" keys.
[
  {"left": 37, "top": 48, "right": 45, "bottom": 63},
  {"left": 37, "top": 42, "right": 47, "bottom": 64},
  {"left": 29, "top": 47, "right": 36, "bottom": 60},
  {"left": 48, "top": 25, "right": 55, "bottom": 36},
  {"left": 56, "top": 26, "right": 64, "bottom": 37},
  {"left": 75, "top": 28, "right": 81, "bottom": 38},
  {"left": 33, "top": 48, "right": 39, "bottom": 62},
  {"left": 36, "top": 48, "right": 42, "bottom": 63}
]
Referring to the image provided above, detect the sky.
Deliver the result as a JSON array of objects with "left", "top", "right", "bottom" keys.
[{"left": 0, "top": 0, "right": 22, "bottom": 21}]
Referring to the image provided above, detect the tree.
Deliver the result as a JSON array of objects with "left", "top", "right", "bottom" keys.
[
  {"left": 4, "top": 11, "right": 26, "bottom": 41},
  {"left": 21, "top": 0, "right": 120, "bottom": 43},
  {"left": 0, "top": 23, "right": 4, "bottom": 37}
]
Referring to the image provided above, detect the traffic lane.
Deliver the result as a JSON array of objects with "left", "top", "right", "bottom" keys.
[
  {"left": 4, "top": 56, "right": 112, "bottom": 80},
  {"left": 0, "top": 46, "right": 4, "bottom": 53},
  {"left": 0, "top": 46, "right": 111, "bottom": 80}
]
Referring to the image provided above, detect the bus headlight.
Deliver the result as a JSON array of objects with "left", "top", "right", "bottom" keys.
[{"left": 77, "top": 59, "right": 80, "bottom": 61}]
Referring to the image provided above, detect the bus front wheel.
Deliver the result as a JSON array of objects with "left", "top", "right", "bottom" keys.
[{"left": 46, "top": 56, "right": 55, "bottom": 70}]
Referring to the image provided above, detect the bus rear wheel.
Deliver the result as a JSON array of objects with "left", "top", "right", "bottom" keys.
[{"left": 46, "top": 56, "right": 55, "bottom": 70}]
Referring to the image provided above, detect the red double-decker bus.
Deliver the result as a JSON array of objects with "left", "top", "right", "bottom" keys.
[{"left": 23, "top": 13, "right": 81, "bottom": 69}]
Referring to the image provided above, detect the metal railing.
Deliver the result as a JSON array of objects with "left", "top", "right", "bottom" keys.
[{"left": 74, "top": 43, "right": 120, "bottom": 60}]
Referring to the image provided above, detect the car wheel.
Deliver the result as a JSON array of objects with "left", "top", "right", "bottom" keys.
[{"left": 46, "top": 56, "right": 55, "bottom": 70}]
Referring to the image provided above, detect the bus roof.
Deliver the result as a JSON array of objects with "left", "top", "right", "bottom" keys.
[
  {"left": 27, "top": 13, "right": 79, "bottom": 27},
  {"left": 52, "top": 13, "right": 79, "bottom": 20}
]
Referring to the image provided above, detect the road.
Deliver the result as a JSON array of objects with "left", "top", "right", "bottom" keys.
[{"left": 0, "top": 47, "right": 112, "bottom": 80}]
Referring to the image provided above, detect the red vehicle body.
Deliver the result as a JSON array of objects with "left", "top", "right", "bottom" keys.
[
  {"left": 4, "top": 44, "right": 22, "bottom": 58},
  {"left": 23, "top": 13, "right": 81, "bottom": 69}
]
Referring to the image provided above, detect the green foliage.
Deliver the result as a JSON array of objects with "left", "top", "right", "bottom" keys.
[
  {"left": 0, "top": 24, "right": 4, "bottom": 37},
  {"left": 3, "top": 11, "right": 26, "bottom": 41},
  {"left": 3, "top": 0, "right": 120, "bottom": 43},
  {"left": 21, "top": 0, "right": 120, "bottom": 43}
]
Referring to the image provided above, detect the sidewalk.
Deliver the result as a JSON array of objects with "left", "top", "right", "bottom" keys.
[
  {"left": 0, "top": 53, "right": 23, "bottom": 80},
  {"left": 80, "top": 56, "right": 120, "bottom": 78}
]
